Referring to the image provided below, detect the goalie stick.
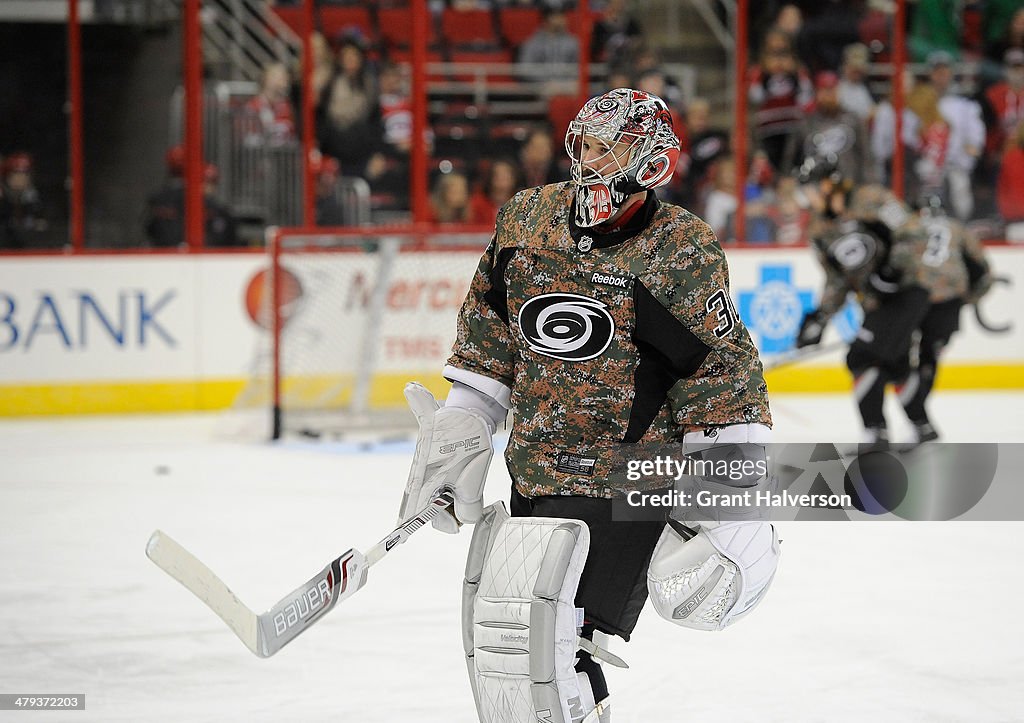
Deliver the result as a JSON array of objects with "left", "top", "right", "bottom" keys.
[{"left": 146, "top": 488, "right": 454, "bottom": 658}]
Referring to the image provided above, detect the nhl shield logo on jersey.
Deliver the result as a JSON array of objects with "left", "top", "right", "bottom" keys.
[{"left": 517, "top": 293, "right": 615, "bottom": 361}]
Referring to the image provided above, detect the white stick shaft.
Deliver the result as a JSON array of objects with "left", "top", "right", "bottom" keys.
[{"left": 146, "top": 489, "right": 455, "bottom": 657}]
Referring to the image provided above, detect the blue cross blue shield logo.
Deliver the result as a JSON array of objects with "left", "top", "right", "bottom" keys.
[
  {"left": 738, "top": 264, "right": 863, "bottom": 353},
  {"left": 738, "top": 265, "right": 815, "bottom": 353}
]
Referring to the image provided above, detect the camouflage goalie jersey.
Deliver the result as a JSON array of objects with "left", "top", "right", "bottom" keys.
[{"left": 446, "top": 182, "right": 771, "bottom": 499}]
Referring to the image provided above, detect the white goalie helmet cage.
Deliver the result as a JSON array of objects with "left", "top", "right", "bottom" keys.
[{"left": 564, "top": 88, "right": 681, "bottom": 197}]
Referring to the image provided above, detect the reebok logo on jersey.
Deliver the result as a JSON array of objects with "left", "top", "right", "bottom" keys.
[{"left": 591, "top": 271, "right": 631, "bottom": 288}]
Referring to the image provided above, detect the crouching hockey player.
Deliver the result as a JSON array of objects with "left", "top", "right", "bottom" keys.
[
  {"left": 396, "top": 89, "right": 781, "bottom": 722},
  {"left": 795, "top": 157, "right": 994, "bottom": 445}
]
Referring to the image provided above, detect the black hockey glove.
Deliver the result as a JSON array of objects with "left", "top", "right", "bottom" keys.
[{"left": 796, "top": 310, "right": 826, "bottom": 349}]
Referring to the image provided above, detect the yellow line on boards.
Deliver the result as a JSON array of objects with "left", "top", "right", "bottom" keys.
[
  {"left": 1, "top": 366, "right": 1022, "bottom": 416},
  {"left": 765, "top": 364, "right": 1024, "bottom": 392}
]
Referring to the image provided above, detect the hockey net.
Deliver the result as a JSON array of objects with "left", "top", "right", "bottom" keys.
[{"left": 233, "top": 226, "right": 490, "bottom": 439}]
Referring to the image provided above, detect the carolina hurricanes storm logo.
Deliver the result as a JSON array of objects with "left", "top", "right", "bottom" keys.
[
  {"left": 517, "top": 293, "right": 615, "bottom": 361},
  {"left": 638, "top": 150, "right": 677, "bottom": 188}
]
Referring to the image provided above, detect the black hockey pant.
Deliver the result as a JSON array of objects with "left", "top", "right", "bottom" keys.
[
  {"left": 895, "top": 298, "right": 962, "bottom": 425},
  {"left": 846, "top": 286, "right": 931, "bottom": 430}
]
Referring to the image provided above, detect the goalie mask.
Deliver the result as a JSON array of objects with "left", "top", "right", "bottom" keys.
[{"left": 565, "top": 88, "right": 680, "bottom": 227}]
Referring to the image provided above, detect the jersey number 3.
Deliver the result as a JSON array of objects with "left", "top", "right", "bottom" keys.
[{"left": 706, "top": 289, "right": 738, "bottom": 338}]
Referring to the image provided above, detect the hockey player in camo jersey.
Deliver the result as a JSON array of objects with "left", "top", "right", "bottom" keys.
[
  {"left": 897, "top": 196, "right": 992, "bottom": 441},
  {"left": 795, "top": 157, "right": 992, "bottom": 444},
  {"left": 397, "top": 89, "right": 780, "bottom": 723}
]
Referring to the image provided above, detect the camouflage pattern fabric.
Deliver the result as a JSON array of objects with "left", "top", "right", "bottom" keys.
[
  {"left": 810, "top": 184, "right": 993, "bottom": 314},
  {"left": 447, "top": 182, "right": 770, "bottom": 499},
  {"left": 810, "top": 185, "right": 927, "bottom": 317},
  {"left": 914, "top": 215, "right": 992, "bottom": 303}
]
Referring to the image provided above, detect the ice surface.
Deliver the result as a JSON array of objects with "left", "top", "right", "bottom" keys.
[{"left": 1, "top": 393, "right": 1022, "bottom": 722}]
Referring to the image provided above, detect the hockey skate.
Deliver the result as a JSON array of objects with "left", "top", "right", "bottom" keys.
[{"left": 912, "top": 420, "right": 939, "bottom": 444}]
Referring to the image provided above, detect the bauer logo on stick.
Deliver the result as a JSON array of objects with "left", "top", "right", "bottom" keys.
[{"left": 272, "top": 577, "right": 332, "bottom": 637}]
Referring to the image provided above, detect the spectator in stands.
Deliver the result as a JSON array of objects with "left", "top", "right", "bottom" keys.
[
  {"left": 291, "top": 31, "right": 337, "bottom": 133},
  {"left": 925, "top": 50, "right": 987, "bottom": 220},
  {"left": 311, "top": 153, "right": 346, "bottom": 226},
  {"left": 858, "top": 0, "right": 891, "bottom": 58},
  {"left": 604, "top": 69, "right": 632, "bottom": 92},
  {"left": 519, "top": 127, "right": 564, "bottom": 187},
  {"left": 909, "top": 0, "right": 961, "bottom": 63},
  {"left": 793, "top": 0, "right": 862, "bottom": 72},
  {"left": 0, "top": 152, "right": 47, "bottom": 250},
  {"left": 636, "top": 69, "right": 684, "bottom": 124},
  {"left": 590, "top": 0, "right": 642, "bottom": 66},
  {"left": 366, "top": 61, "right": 418, "bottom": 209},
  {"left": 243, "top": 62, "right": 297, "bottom": 146},
  {"left": 985, "top": 5, "right": 1024, "bottom": 66},
  {"left": 998, "top": 120, "right": 1024, "bottom": 241},
  {"left": 518, "top": 6, "right": 579, "bottom": 87},
  {"left": 377, "top": 63, "right": 414, "bottom": 157},
  {"left": 144, "top": 148, "right": 238, "bottom": 247},
  {"left": 703, "top": 155, "right": 737, "bottom": 243},
  {"left": 319, "top": 37, "right": 383, "bottom": 177},
  {"left": 766, "top": 174, "right": 811, "bottom": 245},
  {"left": 750, "top": 2, "right": 801, "bottom": 54},
  {"left": 628, "top": 45, "right": 685, "bottom": 109},
  {"left": 904, "top": 83, "right": 952, "bottom": 202},
  {"left": 470, "top": 158, "right": 522, "bottom": 226},
  {"left": 198, "top": 164, "right": 239, "bottom": 246},
  {"left": 748, "top": 28, "right": 813, "bottom": 173},
  {"left": 870, "top": 69, "right": 915, "bottom": 186},
  {"left": 428, "top": 171, "right": 471, "bottom": 224},
  {"left": 771, "top": 4, "right": 804, "bottom": 46},
  {"left": 786, "top": 70, "right": 874, "bottom": 183},
  {"left": 837, "top": 42, "right": 876, "bottom": 122},
  {"left": 743, "top": 150, "right": 779, "bottom": 243},
  {"left": 676, "top": 97, "right": 729, "bottom": 210},
  {"left": 981, "top": 49, "right": 1024, "bottom": 183}
]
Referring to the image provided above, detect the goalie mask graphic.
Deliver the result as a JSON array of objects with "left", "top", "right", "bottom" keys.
[{"left": 565, "top": 88, "right": 681, "bottom": 227}]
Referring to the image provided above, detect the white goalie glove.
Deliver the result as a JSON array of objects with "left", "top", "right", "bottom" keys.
[
  {"left": 399, "top": 383, "right": 494, "bottom": 534},
  {"left": 647, "top": 519, "right": 780, "bottom": 631},
  {"left": 647, "top": 423, "right": 780, "bottom": 631}
]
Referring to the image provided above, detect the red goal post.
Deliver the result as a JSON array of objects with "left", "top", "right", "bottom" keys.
[{"left": 251, "top": 225, "right": 492, "bottom": 439}]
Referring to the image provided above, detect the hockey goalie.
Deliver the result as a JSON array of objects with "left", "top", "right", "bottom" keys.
[{"left": 397, "top": 88, "right": 781, "bottom": 723}]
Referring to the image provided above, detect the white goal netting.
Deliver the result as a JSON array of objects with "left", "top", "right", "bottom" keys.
[{"left": 233, "top": 228, "right": 489, "bottom": 439}]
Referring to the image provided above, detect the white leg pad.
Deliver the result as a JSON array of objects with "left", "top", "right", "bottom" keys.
[{"left": 463, "top": 504, "right": 592, "bottom": 723}]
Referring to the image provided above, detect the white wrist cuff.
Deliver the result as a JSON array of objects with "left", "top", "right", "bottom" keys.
[
  {"left": 443, "top": 365, "right": 512, "bottom": 409},
  {"left": 445, "top": 381, "right": 506, "bottom": 431}
]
